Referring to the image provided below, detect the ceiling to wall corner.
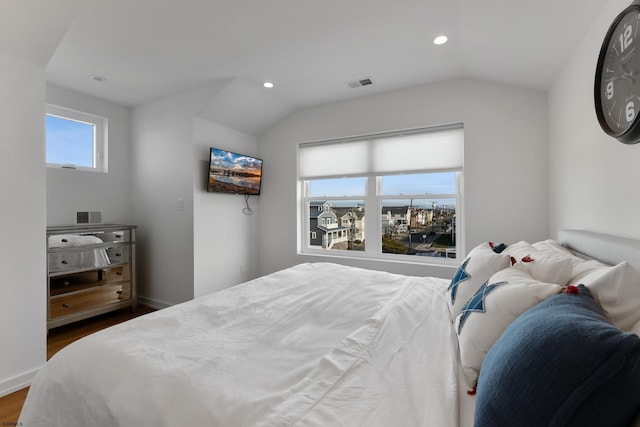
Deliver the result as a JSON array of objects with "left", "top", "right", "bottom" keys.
[
  {"left": 196, "top": 77, "right": 293, "bottom": 135},
  {"left": 33, "top": 0, "right": 608, "bottom": 133},
  {"left": 1, "top": 0, "right": 81, "bottom": 66}
]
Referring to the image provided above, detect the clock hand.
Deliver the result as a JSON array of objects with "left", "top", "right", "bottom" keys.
[
  {"left": 623, "top": 69, "right": 639, "bottom": 84},
  {"left": 622, "top": 46, "right": 637, "bottom": 64},
  {"left": 607, "top": 73, "right": 629, "bottom": 83},
  {"left": 607, "top": 69, "right": 638, "bottom": 84}
]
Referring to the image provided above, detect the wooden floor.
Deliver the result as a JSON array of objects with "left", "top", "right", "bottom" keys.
[{"left": 0, "top": 305, "right": 156, "bottom": 425}]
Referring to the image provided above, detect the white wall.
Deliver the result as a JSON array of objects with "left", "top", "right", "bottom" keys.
[
  {"left": 0, "top": 53, "right": 47, "bottom": 394},
  {"left": 46, "top": 84, "right": 132, "bottom": 226},
  {"left": 193, "top": 118, "right": 260, "bottom": 297},
  {"left": 131, "top": 91, "right": 196, "bottom": 307},
  {"left": 548, "top": 0, "right": 640, "bottom": 239},
  {"left": 257, "top": 78, "right": 549, "bottom": 278},
  {"left": 131, "top": 82, "right": 260, "bottom": 306}
]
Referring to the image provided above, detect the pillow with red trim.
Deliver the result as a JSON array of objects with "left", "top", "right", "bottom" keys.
[
  {"left": 454, "top": 267, "right": 562, "bottom": 389},
  {"left": 502, "top": 240, "right": 535, "bottom": 259},
  {"left": 505, "top": 240, "right": 572, "bottom": 285},
  {"left": 475, "top": 284, "right": 640, "bottom": 426},
  {"left": 446, "top": 242, "right": 510, "bottom": 321},
  {"left": 511, "top": 255, "right": 572, "bottom": 285}
]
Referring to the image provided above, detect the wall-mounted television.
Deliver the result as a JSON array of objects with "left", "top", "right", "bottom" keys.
[{"left": 208, "top": 147, "right": 263, "bottom": 195}]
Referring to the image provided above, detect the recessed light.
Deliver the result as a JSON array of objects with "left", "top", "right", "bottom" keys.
[
  {"left": 263, "top": 81, "right": 274, "bottom": 88},
  {"left": 433, "top": 35, "right": 448, "bottom": 45},
  {"left": 89, "top": 75, "right": 108, "bottom": 83}
]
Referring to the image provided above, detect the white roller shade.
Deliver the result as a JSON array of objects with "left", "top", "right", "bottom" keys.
[
  {"left": 299, "top": 139, "right": 370, "bottom": 179},
  {"left": 299, "top": 125, "right": 463, "bottom": 179}
]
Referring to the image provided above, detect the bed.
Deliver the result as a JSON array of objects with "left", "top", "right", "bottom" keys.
[{"left": 20, "top": 230, "right": 640, "bottom": 426}]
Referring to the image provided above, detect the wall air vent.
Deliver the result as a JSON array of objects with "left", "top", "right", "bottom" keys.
[
  {"left": 346, "top": 77, "right": 373, "bottom": 88},
  {"left": 76, "top": 211, "right": 103, "bottom": 225}
]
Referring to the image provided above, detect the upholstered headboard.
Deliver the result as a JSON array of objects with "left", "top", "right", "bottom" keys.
[{"left": 558, "top": 229, "right": 640, "bottom": 271}]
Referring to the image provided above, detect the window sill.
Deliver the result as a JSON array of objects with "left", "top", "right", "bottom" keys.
[
  {"left": 46, "top": 164, "right": 106, "bottom": 173},
  {"left": 298, "top": 248, "right": 459, "bottom": 269}
]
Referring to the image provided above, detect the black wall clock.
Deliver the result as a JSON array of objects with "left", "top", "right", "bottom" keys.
[{"left": 595, "top": 0, "right": 640, "bottom": 144}]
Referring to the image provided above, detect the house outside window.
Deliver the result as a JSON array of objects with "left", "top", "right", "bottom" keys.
[
  {"left": 299, "top": 124, "right": 463, "bottom": 263},
  {"left": 46, "top": 104, "right": 108, "bottom": 173}
]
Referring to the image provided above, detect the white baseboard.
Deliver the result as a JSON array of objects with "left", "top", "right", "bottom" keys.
[
  {"left": 0, "top": 299, "right": 172, "bottom": 398},
  {"left": 0, "top": 367, "right": 40, "bottom": 398}
]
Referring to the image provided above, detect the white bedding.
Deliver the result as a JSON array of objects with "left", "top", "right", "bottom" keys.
[
  {"left": 20, "top": 262, "right": 464, "bottom": 427},
  {"left": 48, "top": 234, "right": 110, "bottom": 272}
]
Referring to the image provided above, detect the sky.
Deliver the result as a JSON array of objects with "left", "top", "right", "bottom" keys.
[
  {"left": 308, "top": 173, "right": 456, "bottom": 196},
  {"left": 308, "top": 173, "right": 457, "bottom": 209},
  {"left": 210, "top": 148, "right": 263, "bottom": 176},
  {"left": 46, "top": 114, "right": 94, "bottom": 167}
]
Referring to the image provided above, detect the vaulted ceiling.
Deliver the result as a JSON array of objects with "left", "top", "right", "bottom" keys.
[{"left": 4, "top": 0, "right": 608, "bottom": 134}]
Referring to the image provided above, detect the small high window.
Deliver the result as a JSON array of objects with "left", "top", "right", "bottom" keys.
[{"left": 46, "top": 104, "right": 107, "bottom": 172}]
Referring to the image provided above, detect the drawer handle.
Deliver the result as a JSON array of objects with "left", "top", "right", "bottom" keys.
[
  {"left": 116, "top": 271, "right": 122, "bottom": 276},
  {"left": 62, "top": 303, "right": 69, "bottom": 308},
  {"left": 116, "top": 290, "right": 122, "bottom": 295},
  {"left": 115, "top": 234, "right": 122, "bottom": 238},
  {"left": 61, "top": 260, "right": 68, "bottom": 264}
]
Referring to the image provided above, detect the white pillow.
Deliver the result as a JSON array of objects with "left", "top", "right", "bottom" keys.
[
  {"left": 505, "top": 240, "right": 573, "bottom": 285},
  {"left": 446, "top": 242, "right": 510, "bottom": 321},
  {"left": 570, "top": 259, "right": 611, "bottom": 283},
  {"left": 511, "top": 256, "right": 572, "bottom": 285},
  {"left": 533, "top": 239, "right": 609, "bottom": 282},
  {"left": 455, "top": 267, "right": 563, "bottom": 389},
  {"left": 577, "top": 261, "right": 640, "bottom": 331},
  {"left": 532, "top": 239, "right": 577, "bottom": 259},
  {"left": 503, "top": 240, "right": 535, "bottom": 260}
]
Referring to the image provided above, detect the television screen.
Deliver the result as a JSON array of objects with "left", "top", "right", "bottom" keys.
[{"left": 208, "top": 147, "right": 263, "bottom": 195}]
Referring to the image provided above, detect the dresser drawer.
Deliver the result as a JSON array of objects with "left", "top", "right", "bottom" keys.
[
  {"left": 50, "top": 265, "right": 130, "bottom": 296},
  {"left": 100, "top": 229, "right": 130, "bottom": 243},
  {"left": 106, "top": 245, "right": 130, "bottom": 264},
  {"left": 104, "top": 265, "right": 130, "bottom": 282},
  {"left": 48, "top": 248, "right": 111, "bottom": 274},
  {"left": 50, "top": 282, "right": 131, "bottom": 319}
]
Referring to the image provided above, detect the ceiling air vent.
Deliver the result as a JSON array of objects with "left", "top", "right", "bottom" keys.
[
  {"left": 76, "top": 211, "right": 103, "bottom": 225},
  {"left": 347, "top": 77, "right": 373, "bottom": 88}
]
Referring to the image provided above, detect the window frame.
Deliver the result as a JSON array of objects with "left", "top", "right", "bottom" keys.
[
  {"left": 45, "top": 104, "right": 108, "bottom": 173},
  {"left": 298, "top": 125, "right": 464, "bottom": 265}
]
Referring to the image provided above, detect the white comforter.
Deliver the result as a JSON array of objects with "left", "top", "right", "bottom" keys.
[{"left": 20, "top": 263, "right": 461, "bottom": 427}]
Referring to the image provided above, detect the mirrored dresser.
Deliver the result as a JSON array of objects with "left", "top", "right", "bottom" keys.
[{"left": 46, "top": 224, "right": 137, "bottom": 329}]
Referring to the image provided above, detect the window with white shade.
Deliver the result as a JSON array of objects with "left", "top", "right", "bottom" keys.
[{"left": 299, "top": 124, "right": 463, "bottom": 263}]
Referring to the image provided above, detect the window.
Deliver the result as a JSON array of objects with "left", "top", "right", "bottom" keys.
[
  {"left": 299, "top": 124, "right": 463, "bottom": 263},
  {"left": 46, "top": 104, "right": 108, "bottom": 172}
]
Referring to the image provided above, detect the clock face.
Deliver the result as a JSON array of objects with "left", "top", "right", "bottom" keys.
[{"left": 597, "top": 7, "right": 640, "bottom": 136}]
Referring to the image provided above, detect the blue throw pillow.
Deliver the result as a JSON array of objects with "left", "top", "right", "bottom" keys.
[{"left": 474, "top": 285, "right": 640, "bottom": 427}]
